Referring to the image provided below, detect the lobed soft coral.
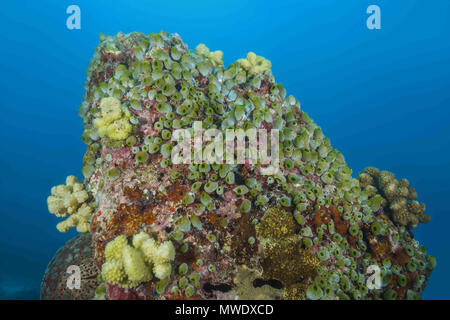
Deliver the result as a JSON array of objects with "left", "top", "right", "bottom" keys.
[
  {"left": 195, "top": 43, "right": 224, "bottom": 67},
  {"left": 56, "top": 203, "right": 92, "bottom": 233},
  {"left": 140, "top": 235, "right": 175, "bottom": 280},
  {"left": 237, "top": 52, "right": 271, "bottom": 75},
  {"left": 101, "top": 233, "right": 175, "bottom": 289},
  {"left": 359, "top": 167, "right": 430, "bottom": 228},
  {"left": 47, "top": 175, "right": 91, "bottom": 233}
]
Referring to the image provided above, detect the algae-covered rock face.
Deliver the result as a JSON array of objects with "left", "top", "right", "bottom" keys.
[{"left": 43, "top": 31, "right": 435, "bottom": 300}]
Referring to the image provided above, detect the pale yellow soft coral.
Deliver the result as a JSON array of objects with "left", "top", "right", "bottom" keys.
[
  {"left": 209, "top": 50, "right": 224, "bottom": 67},
  {"left": 156, "top": 241, "right": 176, "bottom": 263},
  {"left": 132, "top": 231, "right": 150, "bottom": 249},
  {"left": 101, "top": 233, "right": 176, "bottom": 288},
  {"left": 94, "top": 97, "right": 132, "bottom": 140},
  {"left": 105, "top": 234, "right": 128, "bottom": 261},
  {"left": 195, "top": 43, "right": 223, "bottom": 67},
  {"left": 195, "top": 43, "right": 210, "bottom": 56},
  {"left": 140, "top": 237, "right": 159, "bottom": 263},
  {"left": 102, "top": 236, "right": 152, "bottom": 287},
  {"left": 47, "top": 175, "right": 92, "bottom": 233},
  {"left": 56, "top": 203, "right": 92, "bottom": 233},
  {"left": 47, "top": 175, "right": 89, "bottom": 216},
  {"left": 153, "top": 263, "right": 172, "bottom": 280},
  {"left": 47, "top": 186, "right": 70, "bottom": 217},
  {"left": 102, "top": 260, "right": 126, "bottom": 284},
  {"left": 141, "top": 239, "right": 175, "bottom": 279},
  {"left": 238, "top": 52, "right": 271, "bottom": 75},
  {"left": 122, "top": 245, "right": 152, "bottom": 282}
]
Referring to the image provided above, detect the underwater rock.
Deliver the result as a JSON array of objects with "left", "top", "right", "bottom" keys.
[
  {"left": 43, "top": 31, "right": 435, "bottom": 300},
  {"left": 41, "top": 234, "right": 99, "bottom": 300}
]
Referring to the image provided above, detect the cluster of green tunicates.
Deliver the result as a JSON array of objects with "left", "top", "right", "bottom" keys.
[
  {"left": 170, "top": 271, "right": 200, "bottom": 298},
  {"left": 372, "top": 222, "right": 434, "bottom": 299},
  {"left": 296, "top": 172, "right": 435, "bottom": 301},
  {"left": 85, "top": 29, "right": 361, "bottom": 226},
  {"left": 305, "top": 266, "right": 370, "bottom": 300},
  {"left": 93, "top": 275, "right": 106, "bottom": 300},
  {"left": 300, "top": 232, "right": 372, "bottom": 300}
]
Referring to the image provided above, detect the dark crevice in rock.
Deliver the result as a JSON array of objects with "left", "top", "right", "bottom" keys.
[
  {"left": 252, "top": 278, "right": 283, "bottom": 290},
  {"left": 203, "top": 282, "right": 232, "bottom": 293}
]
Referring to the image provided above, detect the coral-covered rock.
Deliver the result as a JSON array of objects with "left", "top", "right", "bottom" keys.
[{"left": 42, "top": 31, "right": 435, "bottom": 300}]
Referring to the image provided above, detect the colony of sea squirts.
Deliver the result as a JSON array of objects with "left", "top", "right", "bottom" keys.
[{"left": 42, "top": 31, "right": 435, "bottom": 300}]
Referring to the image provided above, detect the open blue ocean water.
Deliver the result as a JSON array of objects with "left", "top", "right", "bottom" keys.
[{"left": 0, "top": 0, "right": 449, "bottom": 299}]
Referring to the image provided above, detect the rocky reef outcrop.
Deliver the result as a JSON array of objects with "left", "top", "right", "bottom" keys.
[{"left": 42, "top": 31, "right": 435, "bottom": 300}]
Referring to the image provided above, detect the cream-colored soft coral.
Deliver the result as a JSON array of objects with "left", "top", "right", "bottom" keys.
[
  {"left": 237, "top": 52, "right": 271, "bottom": 75},
  {"left": 140, "top": 239, "right": 175, "bottom": 280},
  {"left": 122, "top": 245, "right": 152, "bottom": 283},
  {"left": 47, "top": 175, "right": 89, "bottom": 216},
  {"left": 100, "top": 233, "right": 175, "bottom": 289},
  {"left": 195, "top": 43, "right": 223, "bottom": 67},
  {"left": 104, "top": 234, "right": 128, "bottom": 261},
  {"left": 102, "top": 260, "right": 126, "bottom": 284},
  {"left": 132, "top": 231, "right": 150, "bottom": 250},
  {"left": 47, "top": 175, "right": 91, "bottom": 233},
  {"left": 56, "top": 203, "right": 92, "bottom": 233}
]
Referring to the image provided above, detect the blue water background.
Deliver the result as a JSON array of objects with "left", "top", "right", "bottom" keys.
[{"left": 0, "top": 0, "right": 449, "bottom": 299}]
